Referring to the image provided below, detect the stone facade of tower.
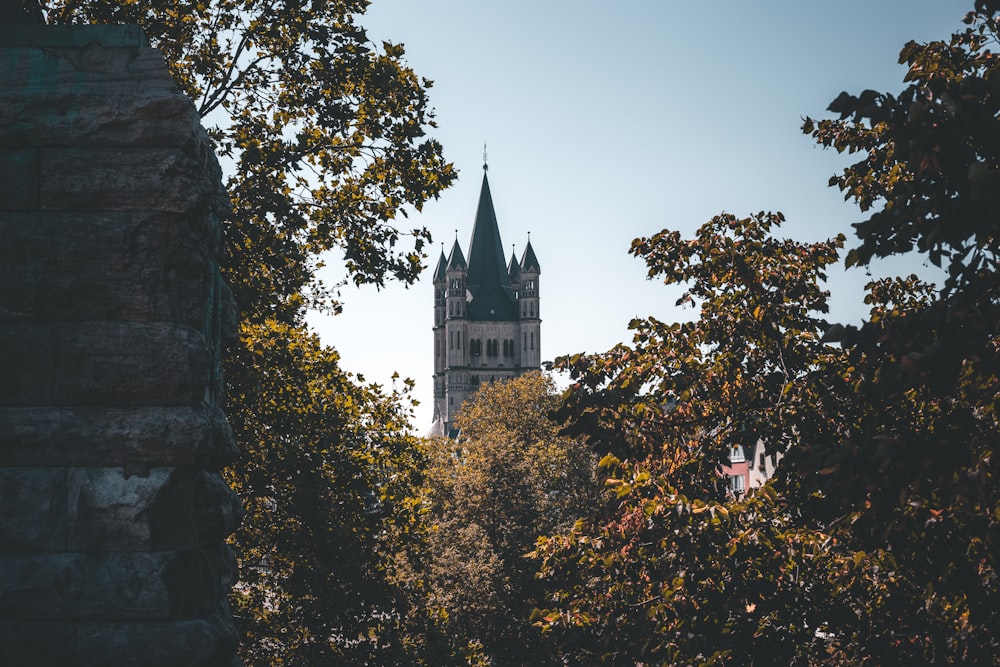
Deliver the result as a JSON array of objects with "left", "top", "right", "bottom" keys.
[{"left": 430, "top": 169, "right": 541, "bottom": 436}]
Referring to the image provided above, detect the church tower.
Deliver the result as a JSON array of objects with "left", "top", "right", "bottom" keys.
[{"left": 430, "top": 165, "right": 541, "bottom": 436}]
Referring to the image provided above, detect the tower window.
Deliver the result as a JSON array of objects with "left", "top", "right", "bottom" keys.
[{"left": 502, "top": 339, "right": 515, "bottom": 357}]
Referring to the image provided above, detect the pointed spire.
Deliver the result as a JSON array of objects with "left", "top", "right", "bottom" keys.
[
  {"left": 446, "top": 237, "right": 466, "bottom": 271},
  {"left": 508, "top": 244, "right": 521, "bottom": 282},
  {"left": 520, "top": 235, "right": 540, "bottom": 273},
  {"left": 432, "top": 244, "right": 448, "bottom": 283},
  {"left": 465, "top": 170, "right": 517, "bottom": 320}
]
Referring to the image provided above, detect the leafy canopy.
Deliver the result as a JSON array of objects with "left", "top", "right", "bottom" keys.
[{"left": 49, "top": 0, "right": 456, "bottom": 321}]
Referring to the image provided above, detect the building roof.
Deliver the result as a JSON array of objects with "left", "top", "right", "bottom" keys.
[
  {"left": 446, "top": 238, "right": 466, "bottom": 272},
  {"left": 520, "top": 239, "right": 540, "bottom": 273},
  {"left": 465, "top": 171, "right": 517, "bottom": 321},
  {"left": 432, "top": 248, "right": 448, "bottom": 283},
  {"left": 508, "top": 248, "right": 521, "bottom": 282}
]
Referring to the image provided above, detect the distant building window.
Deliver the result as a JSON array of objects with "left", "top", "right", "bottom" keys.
[
  {"left": 730, "top": 474, "right": 745, "bottom": 494},
  {"left": 729, "top": 445, "right": 745, "bottom": 464},
  {"left": 759, "top": 452, "right": 766, "bottom": 471}
]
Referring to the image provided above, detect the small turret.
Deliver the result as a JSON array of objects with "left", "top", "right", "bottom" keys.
[
  {"left": 508, "top": 246, "right": 521, "bottom": 295},
  {"left": 518, "top": 237, "right": 540, "bottom": 368}
]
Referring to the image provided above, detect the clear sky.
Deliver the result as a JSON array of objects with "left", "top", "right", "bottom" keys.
[{"left": 306, "top": 1, "right": 965, "bottom": 430}]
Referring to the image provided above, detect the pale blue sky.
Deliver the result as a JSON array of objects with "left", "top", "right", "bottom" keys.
[{"left": 307, "top": 1, "right": 965, "bottom": 429}]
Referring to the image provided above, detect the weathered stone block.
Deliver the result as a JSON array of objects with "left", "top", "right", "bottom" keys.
[
  {"left": 150, "top": 470, "right": 243, "bottom": 550},
  {"left": 0, "top": 321, "right": 209, "bottom": 406},
  {"left": 0, "top": 42, "right": 172, "bottom": 97},
  {"left": 0, "top": 405, "right": 236, "bottom": 470},
  {"left": 0, "top": 468, "right": 66, "bottom": 552},
  {"left": 40, "top": 147, "right": 215, "bottom": 213},
  {"left": 0, "top": 620, "right": 74, "bottom": 667},
  {"left": 75, "top": 612, "right": 240, "bottom": 667},
  {"left": 0, "top": 614, "right": 242, "bottom": 667},
  {"left": 0, "top": 148, "right": 39, "bottom": 210},
  {"left": 0, "top": 212, "right": 214, "bottom": 325},
  {"left": 0, "top": 25, "right": 149, "bottom": 49},
  {"left": 67, "top": 467, "right": 171, "bottom": 552},
  {"left": 59, "top": 467, "right": 243, "bottom": 552},
  {"left": 0, "top": 552, "right": 172, "bottom": 621},
  {"left": 0, "top": 86, "right": 201, "bottom": 149},
  {"left": 162, "top": 545, "right": 238, "bottom": 619}
]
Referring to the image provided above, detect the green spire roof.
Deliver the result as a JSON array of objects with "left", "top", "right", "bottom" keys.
[
  {"left": 465, "top": 171, "right": 517, "bottom": 321},
  {"left": 433, "top": 248, "right": 448, "bottom": 283},
  {"left": 520, "top": 239, "right": 540, "bottom": 273},
  {"left": 508, "top": 248, "right": 521, "bottom": 282},
  {"left": 446, "top": 238, "right": 466, "bottom": 271}
]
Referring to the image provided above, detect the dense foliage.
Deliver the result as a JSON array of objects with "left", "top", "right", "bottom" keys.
[
  {"left": 46, "top": 1, "right": 455, "bottom": 663},
  {"left": 47, "top": 0, "right": 455, "bottom": 320},
  {"left": 532, "top": 4, "right": 1000, "bottom": 665},
  {"left": 402, "top": 372, "right": 598, "bottom": 665}
]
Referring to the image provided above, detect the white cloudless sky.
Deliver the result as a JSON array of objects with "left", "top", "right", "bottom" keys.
[{"left": 306, "top": 0, "right": 966, "bottom": 430}]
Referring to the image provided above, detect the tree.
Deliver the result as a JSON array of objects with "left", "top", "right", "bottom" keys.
[
  {"left": 534, "top": 213, "right": 847, "bottom": 666},
  {"left": 45, "top": 1, "right": 456, "bottom": 663},
  {"left": 535, "top": 3, "right": 1000, "bottom": 665},
  {"left": 406, "top": 372, "right": 598, "bottom": 666},
  {"left": 791, "top": 3, "right": 1000, "bottom": 662},
  {"left": 226, "top": 320, "right": 426, "bottom": 665}
]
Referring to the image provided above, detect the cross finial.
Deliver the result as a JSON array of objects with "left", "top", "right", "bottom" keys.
[{"left": 482, "top": 142, "right": 488, "bottom": 171}]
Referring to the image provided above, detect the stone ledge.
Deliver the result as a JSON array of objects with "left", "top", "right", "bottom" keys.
[
  {"left": 0, "top": 25, "right": 148, "bottom": 49},
  {"left": 0, "top": 547, "right": 235, "bottom": 622},
  {"left": 0, "top": 212, "right": 216, "bottom": 325},
  {"left": 0, "top": 551, "right": 172, "bottom": 621},
  {"left": 38, "top": 147, "right": 215, "bottom": 213},
  {"left": 0, "top": 405, "right": 236, "bottom": 470},
  {"left": 0, "top": 612, "right": 240, "bottom": 667},
  {"left": 0, "top": 467, "right": 66, "bottom": 551},
  {"left": 0, "top": 321, "right": 210, "bottom": 406}
]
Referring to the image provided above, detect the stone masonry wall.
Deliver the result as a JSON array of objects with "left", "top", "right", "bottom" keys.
[{"left": 0, "top": 25, "right": 241, "bottom": 666}]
